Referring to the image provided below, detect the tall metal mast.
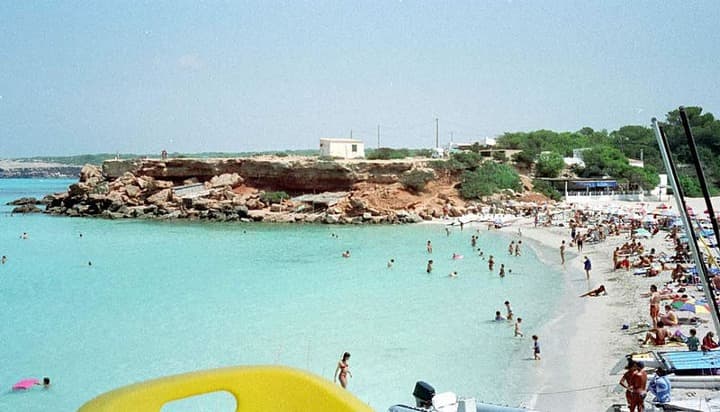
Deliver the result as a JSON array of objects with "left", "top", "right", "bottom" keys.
[{"left": 652, "top": 116, "right": 720, "bottom": 333}]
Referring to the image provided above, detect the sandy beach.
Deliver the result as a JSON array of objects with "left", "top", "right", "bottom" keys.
[{"left": 485, "top": 197, "right": 720, "bottom": 411}]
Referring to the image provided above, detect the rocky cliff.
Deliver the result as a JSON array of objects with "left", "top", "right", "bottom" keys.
[
  {"left": 29, "top": 157, "right": 546, "bottom": 224},
  {"left": 103, "top": 157, "right": 416, "bottom": 192}
]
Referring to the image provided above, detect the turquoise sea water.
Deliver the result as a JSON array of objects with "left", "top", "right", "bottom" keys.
[{"left": 0, "top": 179, "right": 564, "bottom": 412}]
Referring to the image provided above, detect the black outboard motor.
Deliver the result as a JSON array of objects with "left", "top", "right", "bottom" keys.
[{"left": 413, "top": 381, "right": 435, "bottom": 408}]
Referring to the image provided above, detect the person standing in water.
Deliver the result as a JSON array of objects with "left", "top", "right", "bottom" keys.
[
  {"left": 499, "top": 264, "right": 506, "bottom": 278},
  {"left": 334, "top": 352, "right": 352, "bottom": 389},
  {"left": 488, "top": 255, "right": 495, "bottom": 271},
  {"left": 514, "top": 318, "right": 524, "bottom": 337},
  {"left": 560, "top": 240, "right": 566, "bottom": 265},
  {"left": 426, "top": 260, "right": 433, "bottom": 273},
  {"left": 426, "top": 240, "right": 433, "bottom": 253}
]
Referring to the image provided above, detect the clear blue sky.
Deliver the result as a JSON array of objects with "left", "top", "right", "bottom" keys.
[{"left": 1, "top": 1, "right": 718, "bottom": 157}]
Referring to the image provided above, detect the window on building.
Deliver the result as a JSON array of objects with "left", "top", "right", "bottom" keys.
[{"left": 351, "top": 144, "right": 357, "bottom": 152}]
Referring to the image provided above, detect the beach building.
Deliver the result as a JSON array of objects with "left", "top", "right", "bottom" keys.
[{"left": 319, "top": 138, "right": 365, "bottom": 159}]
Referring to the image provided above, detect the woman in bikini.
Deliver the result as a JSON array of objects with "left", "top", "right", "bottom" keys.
[{"left": 334, "top": 352, "right": 352, "bottom": 388}]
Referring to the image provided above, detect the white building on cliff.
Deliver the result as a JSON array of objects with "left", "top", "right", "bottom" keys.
[{"left": 319, "top": 138, "right": 365, "bottom": 159}]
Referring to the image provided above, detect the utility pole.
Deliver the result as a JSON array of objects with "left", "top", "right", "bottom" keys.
[
  {"left": 350, "top": 129, "right": 353, "bottom": 139},
  {"left": 377, "top": 125, "right": 380, "bottom": 148},
  {"left": 435, "top": 118, "right": 439, "bottom": 148}
]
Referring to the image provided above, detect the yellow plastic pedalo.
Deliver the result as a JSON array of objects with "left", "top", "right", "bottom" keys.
[{"left": 79, "top": 365, "right": 373, "bottom": 412}]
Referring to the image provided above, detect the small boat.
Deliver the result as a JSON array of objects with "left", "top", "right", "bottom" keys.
[{"left": 387, "top": 381, "right": 537, "bottom": 412}]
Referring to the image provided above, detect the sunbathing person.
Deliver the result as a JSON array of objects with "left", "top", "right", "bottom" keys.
[
  {"left": 616, "top": 257, "right": 631, "bottom": 271},
  {"left": 643, "top": 321, "right": 670, "bottom": 346},
  {"left": 671, "top": 264, "right": 686, "bottom": 283},
  {"left": 580, "top": 284, "right": 607, "bottom": 297},
  {"left": 702, "top": 332, "right": 719, "bottom": 351},
  {"left": 659, "top": 305, "right": 678, "bottom": 327}
]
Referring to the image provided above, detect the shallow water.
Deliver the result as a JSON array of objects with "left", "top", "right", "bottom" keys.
[{"left": 0, "top": 179, "right": 564, "bottom": 411}]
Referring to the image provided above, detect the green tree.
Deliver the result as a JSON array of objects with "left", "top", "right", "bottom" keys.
[
  {"left": 532, "top": 179, "right": 562, "bottom": 201},
  {"left": 535, "top": 151, "right": 565, "bottom": 178},
  {"left": 610, "top": 125, "right": 659, "bottom": 166},
  {"left": 459, "top": 163, "right": 521, "bottom": 199},
  {"left": 511, "top": 150, "right": 536, "bottom": 168},
  {"left": 578, "top": 146, "right": 629, "bottom": 178}
]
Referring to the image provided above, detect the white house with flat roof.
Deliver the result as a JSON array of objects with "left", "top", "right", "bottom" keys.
[{"left": 319, "top": 138, "right": 365, "bottom": 159}]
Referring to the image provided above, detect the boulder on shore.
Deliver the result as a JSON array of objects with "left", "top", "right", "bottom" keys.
[
  {"left": 12, "top": 204, "right": 42, "bottom": 214},
  {"left": 6, "top": 197, "right": 40, "bottom": 206}
]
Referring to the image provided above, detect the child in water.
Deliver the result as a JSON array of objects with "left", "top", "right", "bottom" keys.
[
  {"left": 514, "top": 318, "right": 524, "bottom": 337},
  {"left": 532, "top": 335, "right": 541, "bottom": 360}
]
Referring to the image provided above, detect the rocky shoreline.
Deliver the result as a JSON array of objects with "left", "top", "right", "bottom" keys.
[{"left": 7, "top": 157, "right": 549, "bottom": 224}]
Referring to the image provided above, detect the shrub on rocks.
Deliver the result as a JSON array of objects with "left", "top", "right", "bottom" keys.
[
  {"left": 400, "top": 169, "right": 435, "bottom": 193},
  {"left": 259, "top": 191, "right": 289, "bottom": 205}
]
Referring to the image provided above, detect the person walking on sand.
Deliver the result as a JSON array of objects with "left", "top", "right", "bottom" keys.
[
  {"left": 334, "top": 352, "right": 352, "bottom": 389},
  {"left": 532, "top": 335, "right": 541, "bottom": 360},
  {"left": 426, "top": 240, "right": 433, "bottom": 254},
  {"left": 514, "top": 318, "right": 523, "bottom": 337},
  {"left": 560, "top": 241, "right": 566, "bottom": 265},
  {"left": 583, "top": 256, "right": 592, "bottom": 279}
]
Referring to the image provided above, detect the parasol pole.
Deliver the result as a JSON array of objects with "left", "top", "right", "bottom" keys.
[{"left": 652, "top": 117, "right": 720, "bottom": 333}]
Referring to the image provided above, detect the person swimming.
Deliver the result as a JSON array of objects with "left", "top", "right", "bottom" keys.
[
  {"left": 387, "top": 259, "right": 394, "bottom": 268},
  {"left": 494, "top": 311, "right": 505, "bottom": 321},
  {"left": 342, "top": 250, "right": 350, "bottom": 258}
]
